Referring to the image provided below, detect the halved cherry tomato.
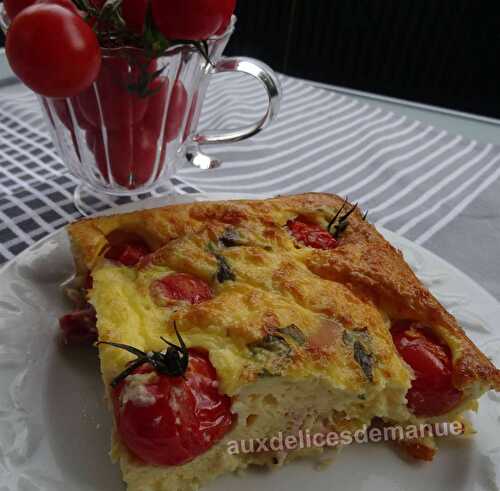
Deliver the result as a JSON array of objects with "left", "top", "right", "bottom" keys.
[
  {"left": 112, "top": 350, "right": 233, "bottom": 465},
  {"left": 391, "top": 322, "right": 462, "bottom": 417},
  {"left": 287, "top": 218, "right": 338, "bottom": 250},
  {"left": 105, "top": 240, "right": 151, "bottom": 266},
  {"left": 153, "top": 273, "right": 213, "bottom": 304},
  {"left": 121, "top": 0, "right": 149, "bottom": 34},
  {"left": 6, "top": 4, "right": 101, "bottom": 98},
  {"left": 59, "top": 307, "right": 97, "bottom": 345},
  {"left": 151, "top": 0, "right": 236, "bottom": 40},
  {"left": 77, "top": 56, "right": 150, "bottom": 130}
]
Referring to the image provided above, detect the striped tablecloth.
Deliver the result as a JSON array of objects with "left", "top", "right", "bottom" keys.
[{"left": 1, "top": 73, "right": 500, "bottom": 298}]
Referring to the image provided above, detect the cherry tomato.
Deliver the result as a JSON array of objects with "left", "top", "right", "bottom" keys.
[
  {"left": 287, "top": 218, "right": 338, "bottom": 250},
  {"left": 91, "top": 127, "right": 134, "bottom": 187},
  {"left": 35, "top": 0, "right": 79, "bottom": 15},
  {"left": 59, "top": 307, "right": 97, "bottom": 344},
  {"left": 104, "top": 240, "right": 151, "bottom": 266},
  {"left": 4, "top": 0, "right": 36, "bottom": 19},
  {"left": 112, "top": 350, "right": 233, "bottom": 465},
  {"left": 52, "top": 98, "right": 93, "bottom": 131},
  {"left": 77, "top": 56, "right": 150, "bottom": 130},
  {"left": 131, "top": 125, "right": 165, "bottom": 187},
  {"left": 391, "top": 322, "right": 462, "bottom": 416},
  {"left": 143, "top": 77, "right": 168, "bottom": 135},
  {"left": 121, "top": 0, "right": 149, "bottom": 34},
  {"left": 166, "top": 80, "right": 188, "bottom": 142},
  {"left": 152, "top": 273, "right": 213, "bottom": 305},
  {"left": 143, "top": 77, "right": 187, "bottom": 142},
  {"left": 6, "top": 4, "right": 101, "bottom": 98},
  {"left": 183, "top": 90, "right": 199, "bottom": 142},
  {"left": 151, "top": 0, "right": 236, "bottom": 40}
]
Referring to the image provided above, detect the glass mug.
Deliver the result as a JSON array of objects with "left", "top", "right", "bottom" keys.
[{"left": 1, "top": 12, "right": 281, "bottom": 214}]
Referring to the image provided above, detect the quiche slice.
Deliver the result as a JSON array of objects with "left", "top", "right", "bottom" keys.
[{"left": 64, "top": 193, "right": 500, "bottom": 491}]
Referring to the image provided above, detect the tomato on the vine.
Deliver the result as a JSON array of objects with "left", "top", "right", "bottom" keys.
[
  {"left": 166, "top": 80, "right": 188, "bottom": 142},
  {"left": 131, "top": 125, "right": 163, "bottom": 187},
  {"left": 4, "top": 0, "right": 36, "bottom": 19},
  {"left": 35, "top": 0, "right": 79, "bottom": 14},
  {"left": 183, "top": 91, "right": 199, "bottom": 141},
  {"left": 91, "top": 127, "right": 134, "bottom": 187},
  {"left": 77, "top": 56, "right": 150, "bottom": 130},
  {"left": 391, "top": 322, "right": 462, "bottom": 417},
  {"left": 6, "top": 4, "right": 101, "bottom": 98},
  {"left": 112, "top": 350, "right": 233, "bottom": 466},
  {"left": 121, "top": 0, "right": 149, "bottom": 34},
  {"left": 151, "top": 0, "right": 236, "bottom": 40}
]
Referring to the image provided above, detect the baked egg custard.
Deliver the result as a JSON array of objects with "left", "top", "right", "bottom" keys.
[{"left": 63, "top": 193, "right": 500, "bottom": 491}]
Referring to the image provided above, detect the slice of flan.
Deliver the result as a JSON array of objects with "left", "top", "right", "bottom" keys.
[{"left": 64, "top": 193, "right": 500, "bottom": 491}]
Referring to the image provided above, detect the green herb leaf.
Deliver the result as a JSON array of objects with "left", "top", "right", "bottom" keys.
[
  {"left": 276, "top": 324, "right": 306, "bottom": 345},
  {"left": 257, "top": 368, "right": 279, "bottom": 378},
  {"left": 219, "top": 228, "right": 243, "bottom": 248},
  {"left": 248, "top": 334, "right": 292, "bottom": 357},
  {"left": 98, "top": 322, "right": 189, "bottom": 387},
  {"left": 327, "top": 198, "right": 359, "bottom": 240},
  {"left": 207, "top": 242, "right": 236, "bottom": 283},
  {"left": 353, "top": 341, "right": 374, "bottom": 383}
]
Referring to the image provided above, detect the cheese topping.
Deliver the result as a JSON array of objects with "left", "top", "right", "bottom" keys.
[{"left": 120, "top": 372, "right": 158, "bottom": 408}]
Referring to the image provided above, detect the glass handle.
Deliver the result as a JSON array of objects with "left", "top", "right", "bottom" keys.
[{"left": 185, "top": 57, "right": 282, "bottom": 169}]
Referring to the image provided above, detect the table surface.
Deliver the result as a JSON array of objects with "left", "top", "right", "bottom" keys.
[{"left": 1, "top": 51, "right": 499, "bottom": 301}]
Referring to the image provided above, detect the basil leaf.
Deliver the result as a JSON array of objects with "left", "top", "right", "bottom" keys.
[
  {"left": 249, "top": 334, "right": 292, "bottom": 357},
  {"left": 276, "top": 324, "right": 306, "bottom": 345},
  {"left": 219, "top": 228, "right": 243, "bottom": 248},
  {"left": 353, "top": 341, "right": 374, "bottom": 382}
]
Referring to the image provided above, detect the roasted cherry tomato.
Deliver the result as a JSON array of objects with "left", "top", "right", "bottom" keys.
[
  {"left": 59, "top": 306, "right": 97, "bottom": 344},
  {"left": 153, "top": 273, "right": 213, "bottom": 304},
  {"left": 391, "top": 322, "right": 462, "bottom": 417},
  {"left": 112, "top": 350, "right": 233, "bottom": 465},
  {"left": 151, "top": 0, "right": 236, "bottom": 40},
  {"left": 121, "top": 0, "right": 148, "bottom": 33},
  {"left": 105, "top": 240, "right": 151, "bottom": 266},
  {"left": 6, "top": 4, "right": 101, "bottom": 98},
  {"left": 4, "top": 0, "right": 36, "bottom": 19},
  {"left": 286, "top": 218, "right": 338, "bottom": 250}
]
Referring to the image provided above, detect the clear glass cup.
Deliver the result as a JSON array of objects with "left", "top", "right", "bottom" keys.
[{"left": 0, "top": 11, "right": 281, "bottom": 214}]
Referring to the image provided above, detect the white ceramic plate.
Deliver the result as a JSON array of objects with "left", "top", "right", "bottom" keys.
[{"left": 0, "top": 193, "right": 499, "bottom": 491}]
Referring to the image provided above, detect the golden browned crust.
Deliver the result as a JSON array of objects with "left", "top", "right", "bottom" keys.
[{"left": 68, "top": 192, "right": 500, "bottom": 396}]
